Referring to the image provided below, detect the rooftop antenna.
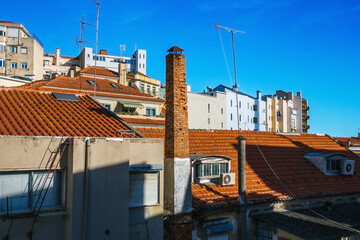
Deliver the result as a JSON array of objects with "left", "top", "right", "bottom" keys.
[
  {"left": 76, "top": 17, "right": 94, "bottom": 91},
  {"left": 92, "top": 0, "right": 100, "bottom": 96},
  {"left": 215, "top": 23, "right": 245, "bottom": 132},
  {"left": 120, "top": 44, "right": 126, "bottom": 56}
]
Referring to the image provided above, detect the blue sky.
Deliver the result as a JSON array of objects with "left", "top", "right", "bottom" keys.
[{"left": 3, "top": 0, "right": 360, "bottom": 136}]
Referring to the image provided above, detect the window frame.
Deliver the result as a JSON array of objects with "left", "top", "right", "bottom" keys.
[
  {"left": 10, "top": 62, "right": 17, "bottom": 69},
  {"left": 21, "top": 62, "right": 28, "bottom": 69},
  {"left": 0, "top": 169, "right": 65, "bottom": 216},
  {"left": 145, "top": 107, "right": 156, "bottom": 117},
  {"left": 11, "top": 46, "right": 17, "bottom": 54},
  {"left": 21, "top": 47, "right": 28, "bottom": 54},
  {"left": 192, "top": 156, "right": 231, "bottom": 184}
]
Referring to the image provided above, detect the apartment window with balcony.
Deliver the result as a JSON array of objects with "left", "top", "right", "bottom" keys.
[
  {"left": 21, "top": 62, "right": 27, "bottom": 69},
  {"left": 0, "top": 59, "right": 4, "bottom": 68},
  {"left": 20, "top": 47, "right": 28, "bottom": 54},
  {"left": 11, "top": 62, "right": 17, "bottom": 69},
  {"left": 11, "top": 46, "right": 17, "bottom": 54},
  {"left": 0, "top": 170, "right": 63, "bottom": 215}
]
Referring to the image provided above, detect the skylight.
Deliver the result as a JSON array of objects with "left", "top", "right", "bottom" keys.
[
  {"left": 52, "top": 92, "right": 79, "bottom": 102},
  {"left": 87, "top": 80, "right": 97, "bottom": 86},
  {"left": 110, "top": 83, "right": 121, "bottom": 89}
]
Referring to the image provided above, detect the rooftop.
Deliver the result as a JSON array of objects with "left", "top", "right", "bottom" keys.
[
  {"left": 0, "top": 88, "right": 141, "bottom": 138},
  {"left": 18, "top": 76, "right": 165, "bottom": 103},
  {"left": 139, "top": 129, "right": 360, "bottom": 209},
  {"left": 78, "top": 66, "right": 119, "bottom": 78}
]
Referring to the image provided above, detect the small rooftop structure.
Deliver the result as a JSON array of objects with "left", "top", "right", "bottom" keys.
[{"left": 167, "top": 46, "right": 184, "bottom": 54}]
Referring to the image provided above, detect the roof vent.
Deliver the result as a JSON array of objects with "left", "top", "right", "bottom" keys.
[
  {"left": 110, "top": 83, "right": 121, "bottom": 89},
  {"left": 87, "top": 80, "right": 97, "bottom": 86},
  {"left": 52, "top": 92, "right": 79, "bottom": 102}
]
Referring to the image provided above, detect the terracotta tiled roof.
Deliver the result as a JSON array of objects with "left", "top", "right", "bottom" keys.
[
  {"left": 121, "top": 117, "right": 165, "bottom": 125},
  {"left": 139, "top": 129, "right": 360, "bottom": 209},
  {"left": 79, "top": 66, "right": 118, "bottom": 77},
  {"left": 18, "top": 76, "right": 165, "bottom": 103},
  {"left": 334, "top": 137, "right": 360, "bottom": 147},
  {"left": 0, "top": 88, "right": 141, "bottom": 138}
]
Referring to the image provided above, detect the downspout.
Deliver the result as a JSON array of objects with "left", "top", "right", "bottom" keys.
[
  {"left": 83, "top": 138, "right": 91, "bottom": 240},
  {"left": 237, "top": 136, "right": 247, "bottom": 240}
]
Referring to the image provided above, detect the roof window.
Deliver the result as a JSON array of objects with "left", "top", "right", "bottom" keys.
[
  {"left": 52, "top": 92, "right": 79, "bottom": 102},
  {"left": 87, "top": 80, "right": 97, "bottom": 86},
  {"left": 110, "top": 83, "right": 121, "bottom": 89},
  {"left": 305, "top": 153, "right": 355, "bottom": 176}
]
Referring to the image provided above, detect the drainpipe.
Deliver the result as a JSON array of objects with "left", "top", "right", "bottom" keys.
[
  {"left": 83, "top": 138, "right": 91, "bottom": 240},
  {"left": 237, "top": 136, "right": 247, "bottom": 240}
]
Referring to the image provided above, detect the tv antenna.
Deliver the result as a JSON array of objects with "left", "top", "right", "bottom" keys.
[
  {"left": 215, "top": 23, "right": 245, "bottom": 132},
  {"left": 92, "top": 0, "right": 100, "bottom": 96},
  {"left": 76, "top": 17, "right": 94, "bottom": 52}
]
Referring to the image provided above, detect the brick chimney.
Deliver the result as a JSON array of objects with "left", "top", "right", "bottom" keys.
[
  {"left": 99, "top": 49, "right": 108, "bottom": 55},
  {"left": 165, "top": 46, "right": 192, "bottom": 210},
  {"left": 118, "top": 63, "right": 127, "bottom": 85}
]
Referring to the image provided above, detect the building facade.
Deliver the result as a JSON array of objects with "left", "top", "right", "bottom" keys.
[
  {"left": 188, "top": 90, "right": 227, "bottom": 129},
  {"left": 127, "top": 71, "right": 161, "bottom": 97},
  {"left": 43, "top": 48, "right": 79, "bottom": 79},
  {"left": 211, "top": 85, "right": 267, "bottom": 131},
  {"left": 80, "top": 47, "right": 147, "bottom": 75},
  {"left": 0, "top": 21, "right": 44, "bottom": 80}
]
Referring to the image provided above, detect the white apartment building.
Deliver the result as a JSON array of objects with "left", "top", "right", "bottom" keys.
[
  {"left": 43, "top": 47, "right": 79, "bottom": 79},
  {"left": 187, "top": 90, "right": 227, "bottom": 129},
  {"left": 80, "top": 47, "right": 146, "bottom": 75},
  {"left": 211, "top": 85, "right": 267, "bottom": 131}
]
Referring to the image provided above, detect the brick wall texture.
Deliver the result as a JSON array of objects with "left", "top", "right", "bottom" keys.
[{"left": 165, "top": 53, "right": 190, "bottom": 159}]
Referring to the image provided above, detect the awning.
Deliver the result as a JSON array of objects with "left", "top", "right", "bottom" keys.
[
  {"left": 118, "top": 101, "right": 144, "bottom": 109},
  {"left": 252, "top": 202, "right": 360, "bottom": 240}
]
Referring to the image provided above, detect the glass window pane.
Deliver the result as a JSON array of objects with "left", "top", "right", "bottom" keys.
[
  {"left": 0, "top": 173, "right": 30, "bottom": 213},
  {"left": 220, "top": 163, "right": 228, "bottom": 173},
  {"left": 212, "top": 164, "right": 219, "bottom": 176},
  {"left": 203, "top": 164, "right": 211, "bottom": 176},
  {"left": 32, "top": 171, "right": 61, "bottom": 208},
  {"left": 196, "top": 164, "right": 202, "bottom": 177}
]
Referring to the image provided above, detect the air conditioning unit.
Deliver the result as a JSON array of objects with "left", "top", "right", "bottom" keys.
[
  {"left": 341, "top": 160, "right": 355, "bottom": 175},
  {"left": 220, "top": 173, "right": 236, "bottom": 186}
]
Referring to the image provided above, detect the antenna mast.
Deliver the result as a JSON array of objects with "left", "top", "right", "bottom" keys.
[
  {"left": 92, "top": 0, "right": 100, "bottom": 96},
  {"left": 215, "top": 23, "right": 245, "bottom": 132}
]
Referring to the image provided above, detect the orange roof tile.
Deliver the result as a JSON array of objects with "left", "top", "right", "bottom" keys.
[
  {"left": 18, "top": 76, "right": 165, "bottom": 103},
  {"left": 79, "top": 66, "right": 118, "bottom": 77},
  {"left": 139, "top": 129, "right": 360, "bottom": 209},
  {"left": 0, "top": 89, "right": 141, "bottom": 138}
]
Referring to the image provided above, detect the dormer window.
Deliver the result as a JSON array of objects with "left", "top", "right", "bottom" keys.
[
  {"left": 191, "top": 155, "right": 231, "bottom": 184},
  {"left": 305, "top": 153, "right": 355, "bottom": 176}
]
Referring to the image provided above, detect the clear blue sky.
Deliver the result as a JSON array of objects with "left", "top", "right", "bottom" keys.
[{"left": 3, "top": 0, "right": 360, "bottom": 137}]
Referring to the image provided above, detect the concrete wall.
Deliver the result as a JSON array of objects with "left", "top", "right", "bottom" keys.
[
  {"left": 0, "top": 76, "right": 31, "bottom": 87},
  {"left": 188, "top": 91, "right": 227, "bottom": 129},
  {"left": 0, "top": 136, "right": 164, "bottom": 240}
]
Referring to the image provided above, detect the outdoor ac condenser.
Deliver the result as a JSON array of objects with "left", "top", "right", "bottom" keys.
[
  {"left": 340, "top": 160, "right": 355, "bottom": 175},
  {"left": 220, "top": 173, "right": 236, "bottom": 186}
]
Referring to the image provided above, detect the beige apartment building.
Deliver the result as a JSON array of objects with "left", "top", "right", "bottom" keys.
[
  {"left": 128, "top": 71, "right": 161, "bottom": 97},
  {"left": 43, "top": 48, "right": 79, "bottom": 79},
  {"left": 0, "top": 21, "right": 43, "bottom": 80},
  {"left": 265, "top": 97, "right": 293, "bottom": 132}
]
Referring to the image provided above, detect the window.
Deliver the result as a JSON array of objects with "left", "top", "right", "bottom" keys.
[
  {"left": 146, "top": 107, "right": 156, "bottom": 117},
  {"left": 0, "top": 26, "right": 5, "bottom": 36},
  {"left": 139, "top": 63, "right": 141, "bottom": 68},
  {"left": 143, "top": 54, "right": 145, "bottom": 58},
  {"left": 0, "top": 59, "right": 4, "bottom": 68},
  {"left": 129, "top": 172, "right": 160, "bottom": 207},
  {"left": 11, "top": 62, "right": 17, "bottom": 69},
  {"left": 7, "top": 27, "right": 18, "bottom": 38},
  {"left": 254, "top": 117, "right": 258, "bottom": 124},
  {"left": 87, "top": 80, "right": 97, "bottom": 86},
  {"left": 239, "top": 101, "right": 241, "bottom": 108},
  {"left": 326, "top": 159, "right": 341, "bottom": 172},
  {"left": 253, "top": 104, "right": 258, "bottom": 111},
  {"left": 11, "top": 46, "right": 17, "bottom": 53},
  {"left": 239, "top": 114, "right": 241, "bottom": 122},
  {"left": 221, "top": 108, "right": 223, "bottom": 114},
  {"left": 43, "top": 60, "right": 50, "bottom": 65},
  {"left": 0, "top": 170, "right": 63, "bottom": 214},
  {"left": 110, "top": 83, "right": 121, "bottom": 89},
  {"left": 0, "top": 43, "right": 5, "bottom": 52},
  {"left": 21, "top": 62, "right": 27, "bottom": 69},
  {"left": 230, "top": 100, "right": 232, "bottom": 107},
  {"left": 61, "top": 72, "right": 66, "bottom": 76},
  {"left": 208, "top": 103, "right": 210, "bottom": 113},
  {"left": 141, "top": 83, "right": 144, "bottom": 92},
  {"left": 256, "top": 221, "right": 273, "bottom": 240},
  {"left": 101, "top": 103, "right": 111, "bottom": 110},
  {"left": 152, "top": 86, "right": 156, "bottom": 96},
  {"left": 230, "top": 113, "right": 233, "bottom": 121},
  {"left": 221, "top": 122, "right": 224, "bottom": 128},
  {"left": 147, "top": 85, "right": 150, "bottom": 94},
  {"left": 251, "top": 106, "right": 253, "bottom": 110},
  {"left": 208, "top": 118, "right": 210, "bottom": 124},
  {"left": 193, "top": 156, "right": 231, "bottom": 184},
  {"left": 248, "top": 115, "right": 249, "bottom": 122},
  {"left": 247, "top": 102, "right": 249, "bottom": 109}
]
